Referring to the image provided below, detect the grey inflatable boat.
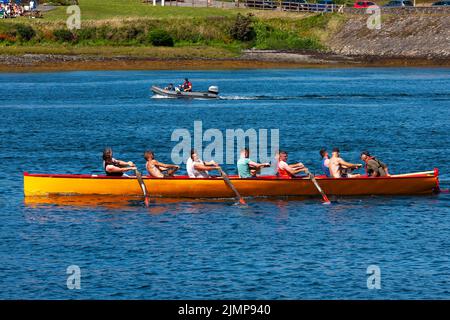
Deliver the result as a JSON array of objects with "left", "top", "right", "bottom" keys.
[{"left": 151, "top": 85, "right": 219, "bottom": 99}]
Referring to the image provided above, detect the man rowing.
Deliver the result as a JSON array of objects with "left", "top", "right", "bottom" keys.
[
  {"left": 329, "top": 147, "right": 362, "bottom": 178},
  {"left": 144, "top": 150, "right": 180, "bottom": 178},
  {"left": 237, "top": 148, "right": 270, "bottom": 178},
  {"left": 360, "top": 151, "right": 389, "bottom": 177},
  {"left": 102, "top": 147, "right": 136, "bottom": 176},
  {"left": 186, "top": 149, "right": 220, "bottom": 178},
  {"left": 320, "top": 148, "right": 331, "bottom": 177},
  {"left": 277, "top": 150, "right": 309, "bottom": 178}
]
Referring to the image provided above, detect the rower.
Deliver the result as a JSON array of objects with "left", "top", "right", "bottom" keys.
[
  {"left": 277, "top": 150, "right": 308, "bottom": 179},
  {"left": 102, "top": 147, "right": 136, "bottom": 176},
  {"left": 144, "top": 150, "right": 180, "bottom": 178},
  {"left": 237, "top": 148, "right": 270, "bottom": 178},
  {"left": 360, "top": 151, "right": 389, "bottom": 177},
  {"left": 320, "top": 148, "right": 331, "bottom": 177},
  {"left": 181, "top": 78, "right": 192, "bottom": 92},
  {"left": 186, "top": 149, "right": 219, "bottom": 178},
  {"left": 329, "top": 147, "right": 362, "bottom": 178}
]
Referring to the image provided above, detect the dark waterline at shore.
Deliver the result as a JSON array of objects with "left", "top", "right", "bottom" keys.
[{"left": 1, "top": 52, "right": 450, "bottom": 73}]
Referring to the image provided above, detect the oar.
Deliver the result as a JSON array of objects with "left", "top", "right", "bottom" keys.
[
  {"left": 134, "top": 169, "right": 150, "bottom": 207},
  {"left": 217, "top": 166, "right": 247, "bottom": 205},
  {"left": 390, "top": 171, "right": 434, "bottom": 177},
  {"left": 306, "top": 169, "right": 331, "bottom": 205}
]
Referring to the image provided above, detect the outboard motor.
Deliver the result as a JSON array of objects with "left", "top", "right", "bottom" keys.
[{"left": 208, "top": 86, "right": 219, "bottom": 95}]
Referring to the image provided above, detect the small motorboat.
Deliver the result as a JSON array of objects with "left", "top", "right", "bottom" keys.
[{"left": 151, "top": 85, "right": 219, "bottom": 99}]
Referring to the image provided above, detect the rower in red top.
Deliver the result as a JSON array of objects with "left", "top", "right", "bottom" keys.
[
  {"left": 277, "top": 150, "right": 309, "bottom": 178},
  {"left": 181, "top": 78, "right": 192, "bottom": 92}
]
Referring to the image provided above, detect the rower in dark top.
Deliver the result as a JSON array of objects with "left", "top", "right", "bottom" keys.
[
  {"left": 102, "top": 147, "right": 136, "bottom": 176},
  {"left": 360, "top": 151, "right": 389, "bottom": 177}
]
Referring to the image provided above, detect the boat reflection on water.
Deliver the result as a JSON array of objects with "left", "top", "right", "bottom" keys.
[
  {"left": 24, "top": 195, "right": 146, "bottom": 209},
  {"left": 23, "top": 195, "right": 311, "bottom": 212}
]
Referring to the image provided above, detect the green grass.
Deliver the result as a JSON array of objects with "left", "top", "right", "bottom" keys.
[
  {"left": 0, "top": 43, "right": 240, "bottom": 58},
  {"left": 0, "top": 0, "right": 351, "bottom": 56},
  {"left": 43, "top": 0, "right": 239, "bottom": 21}
]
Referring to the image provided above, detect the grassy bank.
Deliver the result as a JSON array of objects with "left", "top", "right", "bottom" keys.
[
  {"left": 0, "top": 44, "right": 239, "bottom": 59},
  {"left": 43, "top": 0, "right": 239, "bottom": 21},
  {"left": 0, "top": 0, "right": 347, "bottom": 56}
]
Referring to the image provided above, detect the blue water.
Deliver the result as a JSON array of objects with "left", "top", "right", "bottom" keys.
[{"left": 0, "top": 68, "right": 449, "bottom": 299}]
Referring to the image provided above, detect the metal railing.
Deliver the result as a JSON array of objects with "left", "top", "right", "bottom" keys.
[
  {"left": 280, "top": 2, "right": 345, "bottom": 13},
  {"left": 243, "top": 0, "right": 278, "bottom": 10},
  {"left": 145, "top": 1, "right": 344, "bottom": 13}
]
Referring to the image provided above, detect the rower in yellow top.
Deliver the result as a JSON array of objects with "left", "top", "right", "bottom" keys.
[
  {"left": 144, "top": 150, "right": 180, "bottom": 178},
  {"left": 102, "top": 147, "right": 137, "bottom": 176}
]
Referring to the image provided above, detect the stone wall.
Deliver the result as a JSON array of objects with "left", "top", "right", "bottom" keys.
[
  {"left": 327, "top": 12, "right": 450, "bottom": 58},
  {"left": 344, "top": 6, "right": 450, "bottom": 15}
]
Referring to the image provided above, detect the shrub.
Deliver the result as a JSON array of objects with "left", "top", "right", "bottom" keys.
[
  {"left": 15, "top": 24, "right": 35, "bottom": 41},
  {"left": 229, "top": 13, "right": 255, "bottom": 42},
  {"left": 53, "top": 29, "right": 74, "bottom": 42},
  {"left": 0, "top": 33, "right": 15, "bottom": 43},
  {"left": 96, "top": 25, "right": 115, "bottom": 41},
  {"left": 254, "top": 22, "right": 322, "bottom": 51},
  {"left": 148, "top": 29, "right": 174, "bottom": 47},
  {"left": 75, "top": 27, "right": 97, "bottom": 41}
]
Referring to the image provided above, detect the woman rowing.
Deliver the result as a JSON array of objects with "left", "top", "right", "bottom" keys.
[
  {"left": 187, "top": 149, "right": 220, "bottom": 178},
  {"left": 102, "top": 147, "right": 136, "bottom": 176}
]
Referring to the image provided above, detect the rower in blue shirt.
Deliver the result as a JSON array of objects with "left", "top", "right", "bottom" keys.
[{"left": 320, "top": 148, "right": 331, "bottom": 177}]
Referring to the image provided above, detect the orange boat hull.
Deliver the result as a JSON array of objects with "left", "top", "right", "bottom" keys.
[{"left": 23, "top": 171, "right": 440, "bottom": 198}]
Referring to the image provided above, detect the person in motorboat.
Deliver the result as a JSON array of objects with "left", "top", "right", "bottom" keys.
[
  {"left": 164, "top": 83, "right": 175, "bottom": 91},
  {"left": 237, "top": 148, "right": 270, "bottom": 178},
  {"left": 277, "top": 150, "right": 309, "bottom": 179},
  {"left": 186, "top": 149, "right": 220, "bottom": 178},
  {"left": 144, "top": 150, "right": 180, "bottom": 178},
  {"left": 181, "top": 78, "right": 192, "bottom": 92},
  {"left": 102, "top": 147, "right": 136, "bottom": 177},
  {"left": 329, "top": 147, "right": 362, "bottom": 178},
  {"left": 320, "top": 148, "right": 331, "bottom": 177},
  {"left": 360, "top": 151, "right": 389, "bottom": 177}
]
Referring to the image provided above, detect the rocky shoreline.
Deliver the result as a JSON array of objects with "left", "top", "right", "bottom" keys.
[{"left": 0, "top": 50, "right": 449, "bottom": 72}]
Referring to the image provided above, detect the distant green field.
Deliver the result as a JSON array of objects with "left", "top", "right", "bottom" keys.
[
  {"left": 0, "top": 1, "right": 349, "bottom": 57},
  {"left": 44, "top": 0, "right": 239, "bottom": 21}
]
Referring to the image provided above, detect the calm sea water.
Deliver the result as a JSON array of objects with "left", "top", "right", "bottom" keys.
[{"left": 0, "top": 68, "right": 449, "bottom": 299}]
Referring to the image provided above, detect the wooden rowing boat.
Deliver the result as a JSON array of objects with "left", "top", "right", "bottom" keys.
[{"left": 23, "top": 169, "right": 440, "bottom": 198}]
